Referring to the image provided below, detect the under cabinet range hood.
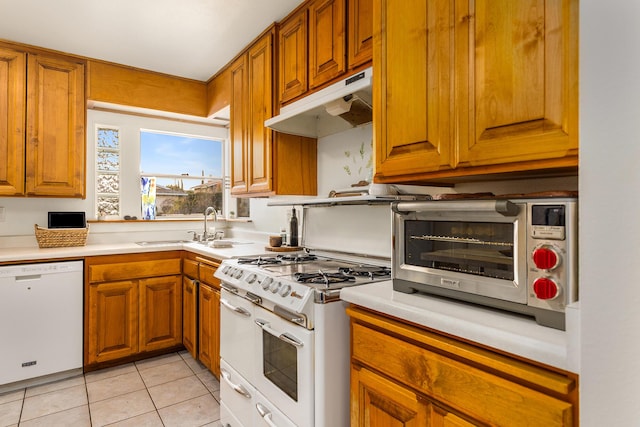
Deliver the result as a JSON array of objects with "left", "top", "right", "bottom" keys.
[{"left": 265, "top": 67, "right": 372, "bottom": 138}]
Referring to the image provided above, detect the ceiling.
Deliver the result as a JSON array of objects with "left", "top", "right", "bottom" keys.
[{"left": 0, "top": 0, "right": 305, "bottom": 81}]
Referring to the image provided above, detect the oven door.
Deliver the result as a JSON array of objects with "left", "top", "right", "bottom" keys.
[
  {"left": 254, "top": 305, "right": 313, "bottom": 427},
  {"left": 392, "top": 200, "right": 527, "bottom": 304},
  {"left": 220, "top": 288, "right": 255, "bottom": 383}
]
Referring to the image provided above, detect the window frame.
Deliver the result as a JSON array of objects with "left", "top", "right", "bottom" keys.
[{"left": 89, "top": 109, "right": 231, "bottom": 221}]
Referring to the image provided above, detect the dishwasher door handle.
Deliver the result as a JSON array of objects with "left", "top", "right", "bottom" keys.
[{"left": 15, "top": 275, "right": 42, "bottom": 281}]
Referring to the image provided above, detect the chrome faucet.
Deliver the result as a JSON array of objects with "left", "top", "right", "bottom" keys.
[{"left": 203, "top": 206, "right": 217, "bottom": 241}]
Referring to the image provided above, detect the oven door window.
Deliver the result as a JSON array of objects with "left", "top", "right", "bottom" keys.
[
  {"left": 262, "top": 329, "right": 299, "bottom": 401},
  {"left": 405, "top": 220, "right": 515, "bottom": 280}
]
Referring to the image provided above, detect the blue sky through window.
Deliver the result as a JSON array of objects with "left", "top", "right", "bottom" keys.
[{"left": 140, "top": 131, "right": 223, "bottom": 187}]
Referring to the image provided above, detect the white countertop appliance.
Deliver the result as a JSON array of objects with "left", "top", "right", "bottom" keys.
[
  {"left": 216, "top": 248, "right": 390, "bottom": 427},
  {"left": 392, "top": 197, "right": 578, "bottom": 330},
  {"left": 0, "top": 261, "right": 83, "bottom": 392}
]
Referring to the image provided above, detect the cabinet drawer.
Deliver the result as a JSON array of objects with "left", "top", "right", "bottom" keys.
[
  {"left": 350, "top": 310, "right": 575, "bottom": 426},
  {"left": 88, "top": 258, "right": 181, "bottom": 283},
  {"left": 183, "top": 258, "right": 199, "bottom": 279},
  {"left": 199, "top": 262, "right": 220, "bottom": 289}
]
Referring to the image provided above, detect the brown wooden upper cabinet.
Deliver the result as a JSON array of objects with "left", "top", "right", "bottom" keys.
[
  {"left": 278, "top": 0, "right": 372, "bottom": 106},
  {"left": 0, "top": 45, "right": 85, "bottom": 197},
  {"left": 309, "top": 0, "right": 346, "bottom": 89},
  {"left": 374, "top": 0, "right": 579, "bottom": 184},
  {"left": 230, "top": 29, "right": 274, "bottom": 195},
  {"left": 348, "top": 0, "right": 373, "bottom": 70},
  {"left": 230, "top": 27, "right": 318, "bottom": 197}
]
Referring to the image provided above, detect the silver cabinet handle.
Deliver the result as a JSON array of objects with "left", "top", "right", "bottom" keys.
[
  {"left": 220, "top": 298, "right": 251, "bottom": 317},
  {"left": 255, "top": 318, "right": 303, "bottom": 348},
  {"left": 256, "top": 403, "right": 278, "bottom": 427},
  {"left": 220, "top": 368, "right": 251, "bottom": 399}
]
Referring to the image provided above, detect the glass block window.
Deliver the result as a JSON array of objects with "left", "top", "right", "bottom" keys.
[{"left": 96, "top": 126, "right": 120, "bottom": 216}]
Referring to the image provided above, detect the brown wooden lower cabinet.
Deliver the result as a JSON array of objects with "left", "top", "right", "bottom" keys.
[
  {"left": 348, "top": 306, "right": 578, "bottom": 427},
  {"left": 85, "top": 252, "right": 182, "bottom": 368},
  {"left": 87, "top": 280, "right": 139, "bottom": 364},
  {"left": 198, "top": 282, "right": 220, "bottom": 376},
  {"left": 198, "top": 258, "right": 221, "bottom": 378},
  {"left": 139, "top": 275, "right": 182, "bottom": 352},
  {"left": 182, "top": 274, "right": 198, "bottom": 358},
  {"left": 181, "top": 252, "right": 222, "bottom": 378}
]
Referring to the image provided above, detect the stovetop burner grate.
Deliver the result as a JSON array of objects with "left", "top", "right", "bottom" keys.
[
  {"left": 338, "top": 266, "right": 391, "bottom": 279},
  {"left": 277, "top": 253, "right": 318, "bottom": 262},
  {"left": 237, "top": 256, "right": 282, "bottom": 266},
  {"left": 294, "top": 271, "right": 356, "bottom": 286}
]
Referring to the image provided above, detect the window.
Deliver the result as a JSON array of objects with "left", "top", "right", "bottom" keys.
[
  {"left": 91, "top": 110, "right": 230, "bottom": 221},
  {"left": 140, "top": 130, "right": 224, "bottom": 218}
]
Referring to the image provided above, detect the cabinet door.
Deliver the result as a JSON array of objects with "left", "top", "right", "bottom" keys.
[
  {"left": 182, "top": 276, "right": 198, "bottom": 359},
  {"left": 87, "top": 280, "right": 138, "bottom": 365},
  {"left": 230, "top": 55, "right": 248, "bottom": 194},
  {"left": 309, "top": 0, "right": 346, "bottom": 89},
  {"left": 0, "top": 47, "right": 25, "bottom": 196},
  {"left": 348, "top": 0, "right": 373, "bottom": 69},
  {"left": 25, "top": 53, "right": 85, "bottom": 197},
  {"left": 198, "top": 283, "right": 221, "bottom": 378},
  {"left": 455, "top": 0, "right": 579, "bottom": 169},
  {"left": 373, "top": 0, "right": 454, "bottom": 181},
  {"left": 139, "top": 275, "right": 182, "bottom": 352},
  {"left": 278, "top": 8, "right": 308, "bottom": 104},
  {"left": 351, "top": 365, "right": 428, "bottom": 427},
  {"left": 247, "top": 31, "right": 274, "bottom": 194}
]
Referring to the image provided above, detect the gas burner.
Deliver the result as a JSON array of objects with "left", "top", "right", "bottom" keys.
[
  {"left": 277, "top": 253, "right": 318, "bottom": 262},
  {"left": 338, "top": 266, "right": 391, "bottom": 279},
  {"left": 237, "top": 256, "right": 282, "bottom": 266},
  {"left": 294, "top": 271, "right": 356, "bottom": 286}
]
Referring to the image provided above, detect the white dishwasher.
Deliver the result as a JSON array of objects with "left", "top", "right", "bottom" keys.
[{"left": 0, "top": 260, "right": 83, "bottom": 389}]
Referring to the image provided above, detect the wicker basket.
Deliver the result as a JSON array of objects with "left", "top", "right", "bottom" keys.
[{"left": 34, "top": 224, "right": 89, "bottom": 248}]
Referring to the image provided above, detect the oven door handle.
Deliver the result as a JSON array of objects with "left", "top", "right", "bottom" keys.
[
  {"left": 256, "top": 403, "right": 278, "bottom": 427},
  {"left": 220, "top": 368, "right": 252, "bottom": 399},
  {"left": 220, "top": 298, "right": 251, "bottom": 317},
  {"left": 255, "top": 319, "right": 304, "bottom": 348}
]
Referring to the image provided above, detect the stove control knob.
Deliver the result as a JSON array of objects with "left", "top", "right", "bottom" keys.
[
  {"left": 261, "top": 277, "right": 273, "bottom": 290},
  {"left": 279, "top": 284, "right": 292, "bottom": 297},
  {"left": 246, "top": 273, "right": 257, "bottom": 284},
  {"left": 233, "top": 269, "right": 244, "bottom": 280},
  {"left": 533, "top": 277, "right": 559, "bottom": 300},
  {"left": 270, "top": 282, "right": 282, "bottom": 294},
  {"left": 532, "top": 246, "right": 560, "bottom": 270},
  {"left": 222, "top": 266, "right": 231, "bottom": 275}
]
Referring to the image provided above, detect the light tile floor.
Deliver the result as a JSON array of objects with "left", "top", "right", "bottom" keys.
[{"left": 0, "top": 351, "right": 221, "bottom": 427}]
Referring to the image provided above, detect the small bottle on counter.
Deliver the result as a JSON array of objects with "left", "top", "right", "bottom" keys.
[
  {"left": 280, "top": 227, "right": 287, "bottom": 246},
  {"left": 289, "top": 208, "right": 299, "bottom": 247}
]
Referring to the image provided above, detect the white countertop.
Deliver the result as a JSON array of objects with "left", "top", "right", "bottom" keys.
[
  {"left": 340, "top": 281, "right": 580, "bottom": 373},
  {"left": 0, "top": 240, "right": 270, "bottom": 263}
]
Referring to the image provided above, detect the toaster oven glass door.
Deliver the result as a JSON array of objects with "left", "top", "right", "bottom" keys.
[{"left": 404, "top": 220, "right": 515, "bottom": 281}]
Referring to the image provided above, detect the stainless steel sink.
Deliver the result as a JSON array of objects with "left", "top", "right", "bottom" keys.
[{"left": 135, "top": 240, "right": 191, "bottom": 246}]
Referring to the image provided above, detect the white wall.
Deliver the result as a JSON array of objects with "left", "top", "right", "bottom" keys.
[{"left": 579, "top": 2, "right": 640, "bottom": 424}]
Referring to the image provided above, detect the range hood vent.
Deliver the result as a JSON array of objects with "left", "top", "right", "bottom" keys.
[{"left": 265, "top": 67, "right": 372, "bottom": 138}]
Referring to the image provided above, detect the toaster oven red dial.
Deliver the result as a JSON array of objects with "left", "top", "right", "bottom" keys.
[
  {"left": 533, "top": 277, "right": 559, "bottom": 300},
  {"left": 532, "top": 246, "right": 559, "bottom": 270}
]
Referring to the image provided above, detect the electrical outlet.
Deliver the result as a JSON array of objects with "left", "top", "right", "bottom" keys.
[{"left": 0, "top": 207, "right": 5, "bottom": 222}]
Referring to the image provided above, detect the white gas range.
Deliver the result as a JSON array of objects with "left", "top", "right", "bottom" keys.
[{"left": 215, "top": 250, "right": 391, "bottom": 427}]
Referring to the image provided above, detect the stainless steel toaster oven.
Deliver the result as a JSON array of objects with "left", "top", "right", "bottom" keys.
[{"left": 392, "top": 198, "right": 578, "bottom": 330}]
